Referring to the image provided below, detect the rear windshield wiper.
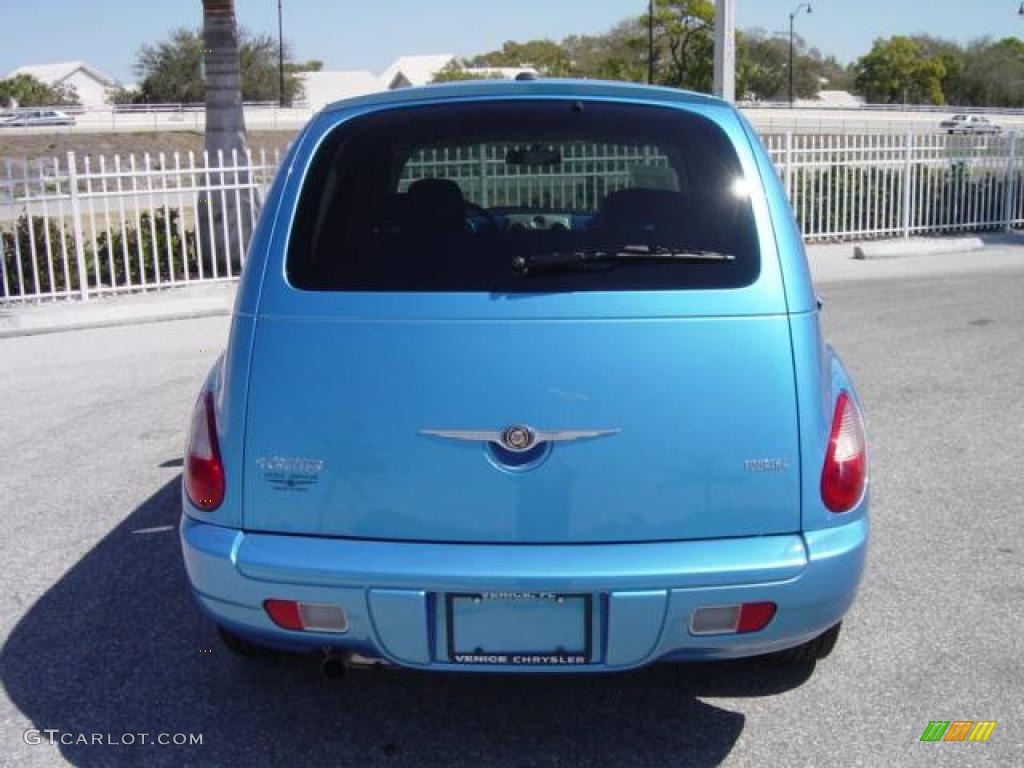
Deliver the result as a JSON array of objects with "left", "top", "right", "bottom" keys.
[{"left": 511, "top": 244, "right": 737, "bottom": 275}]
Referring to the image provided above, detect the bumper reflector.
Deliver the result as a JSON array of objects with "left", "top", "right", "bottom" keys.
[
  {"left": 690, "top": 602, "right": 777, "bottom": 636},
  {"left": 264, "top": 599, "right": 348, "bottom": 633}
]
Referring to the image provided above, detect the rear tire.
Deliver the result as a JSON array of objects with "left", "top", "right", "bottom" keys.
[
  {"left": 770, "top": 622, "right": 842, "bottom": 663},
  {"left": 217, "top": 626, "right": 277, "bottom": 658}
]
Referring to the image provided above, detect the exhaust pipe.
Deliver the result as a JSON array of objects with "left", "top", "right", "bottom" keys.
[{"left": 320, "top": 652, "right": 347, "bottom": 681}]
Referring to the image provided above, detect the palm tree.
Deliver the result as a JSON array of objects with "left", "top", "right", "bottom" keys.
[{"left": 200, "top": 0, "right": 251, "bottom": 273}]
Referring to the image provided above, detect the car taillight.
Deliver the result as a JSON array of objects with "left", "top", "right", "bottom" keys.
[
  {"left": 264, "top": 600, "right": 349, "bottom": 633},
  {"left": 185, "top": 391, "right": 225, "bottom": 511},
  {"left": 821, "top": 391, "right": 867, "bottom": 513},
  {"left": 690, "top": 602, "right": 777, "bottom": 635}
]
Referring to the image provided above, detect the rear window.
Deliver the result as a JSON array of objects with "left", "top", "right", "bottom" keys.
[{"left": 287, "top": 100, "right": 760, "bottom": 292}]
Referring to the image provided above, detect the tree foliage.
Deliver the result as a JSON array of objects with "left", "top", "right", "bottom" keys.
[
  {"left": 122, "top": 27, "right": 303, "bottom": 103},
  {"left": 469, "top": 40, "right": 574, "bottom": 77},
  {"left": 736, "top": 30, "right": 843, "bottom": 101},
  {"left": 449, "top": 1, "right": 839, "bottom": 98},
  {"left": 0, "top": 74, "right": 79, "bottom": 107},
  {"left": 430, "top": 62, "right": 505, "bottom": 83},
  {"left": 854, "top": 36, "right": 946, "bottom": 105},
  {"left": 649, "top": 0, "right": 715, "bottom": 90}
]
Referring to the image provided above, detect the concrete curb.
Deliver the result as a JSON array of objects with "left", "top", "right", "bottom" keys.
[
  {"left": 0, "top": 286, "right": 235, "bottom": 339},
  {"left": 853, "top": 236, "right": 986, "bottom": 260}
]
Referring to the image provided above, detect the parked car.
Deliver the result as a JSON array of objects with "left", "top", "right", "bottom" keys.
[
  {"left": 940, "top": 114, "right": 1002, "bottom": 134},
  {"left": 0, "top": 109, "right": 75, "bottom": 127},
  {"left": 180, "top": 79, "right": 869, "bottom": 676}
]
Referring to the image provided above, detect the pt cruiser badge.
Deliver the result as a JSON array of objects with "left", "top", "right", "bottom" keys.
[{"left": 420, "top": 425, "right": 621, "bottom": 453}]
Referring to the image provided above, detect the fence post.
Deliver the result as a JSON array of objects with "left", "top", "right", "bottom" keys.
[
  {"left": 66, "top": 151, "right": 89, "bottom": 301},
  {"left": 901, "top": 130, "right": 914, "bottom": 238},
  {"left": 784, "top": 131, "right": 793, "bottom": 201},
  {"left": 478, "top": 145, "right": 489, "bottom": 208},
  {"left": 1003, "top": 131, "right": 1018, "bottom": 232}
]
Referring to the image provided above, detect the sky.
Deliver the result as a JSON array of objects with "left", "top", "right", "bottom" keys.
[{"left": 0, "top": 0, "right": 1022, "bottom": 84}]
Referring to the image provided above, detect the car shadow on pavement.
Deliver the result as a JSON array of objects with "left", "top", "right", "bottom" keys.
[{"left": 2, "top": 479, "right": 814, "bottom": 768}]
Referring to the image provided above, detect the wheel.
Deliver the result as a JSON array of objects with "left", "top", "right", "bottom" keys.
[
  {"left": 217, "top": 626, "right": 277, "bottom": 657},
  {"left": 769, "top": 622, "right": 842, "bottom": 663}
]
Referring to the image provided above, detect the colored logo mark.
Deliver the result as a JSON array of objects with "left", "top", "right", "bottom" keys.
[{"left": 920, "top": 721, "right": 997, "bottom": 742}]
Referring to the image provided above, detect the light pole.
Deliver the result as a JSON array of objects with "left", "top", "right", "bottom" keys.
[
  {"left": 713, "top": 0, "right": 736, "bottom": 101},
  {"left": 277, "top": 0, "right": 285, "bottom": 108},
  {"left": 789, "top": 3, "right": 812, "bottom": 106},
  {"left": 648, "top": 0, "right": 655, "bottom": 84}
]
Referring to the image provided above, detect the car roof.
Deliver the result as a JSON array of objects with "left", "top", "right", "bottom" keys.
[{"left": 320, "top": 78, "right": 729, "bottom": 116}]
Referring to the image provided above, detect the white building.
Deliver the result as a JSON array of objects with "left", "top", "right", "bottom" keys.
[
  {"left": 6, "top": 61, "right": 120, "bottom": 107},
  {"left": 380, "top": 54, "right": 459, "bottom": 90},
  {"left": 297, "top": 70, "right": 381, "bottom": 111},
  {"left": 297, "top": 55, "right": 540, "bottom": 111}
]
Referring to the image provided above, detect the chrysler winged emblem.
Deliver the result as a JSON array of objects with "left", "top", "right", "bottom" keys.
[{"left": 420, "top": 424, "right": 620, "bottom": 453}]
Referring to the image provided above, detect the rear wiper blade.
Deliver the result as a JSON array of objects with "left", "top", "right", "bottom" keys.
[{"left": 512, "top": 244, "right": 737, "bottom": 275}]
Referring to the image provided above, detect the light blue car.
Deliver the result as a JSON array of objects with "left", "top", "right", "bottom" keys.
[{"left": 180, "top": 79, "right": 869, "bottom": 677}]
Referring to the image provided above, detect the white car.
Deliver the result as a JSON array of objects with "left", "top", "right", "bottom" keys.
[
  {"left": 0, "top": 109, "right": 75, "bottom": 127},
  {"left": 940, "top": 114, "right": 1002, "bottom": 135}
]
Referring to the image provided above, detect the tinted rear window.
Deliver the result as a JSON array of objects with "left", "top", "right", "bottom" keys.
[{"left": 287, "top": 100, "right": 760, "bottom": 292}]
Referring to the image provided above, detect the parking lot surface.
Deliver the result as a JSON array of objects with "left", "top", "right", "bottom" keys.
[{"left": 1, "top": 255, "right": 1022, "bottom": 766}]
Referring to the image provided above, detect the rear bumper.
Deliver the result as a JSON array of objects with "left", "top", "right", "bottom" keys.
[{"left": 181, "top": 515, "right": 868, "bottom": 671}]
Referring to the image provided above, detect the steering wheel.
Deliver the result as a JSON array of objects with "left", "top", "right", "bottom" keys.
[{"left": 464, "top": 201, "right": 499, "bottom": 233}]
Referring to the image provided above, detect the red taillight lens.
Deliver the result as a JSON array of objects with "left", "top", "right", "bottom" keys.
[
  {"left": 264, "top": 599, "right": 304, "bottom": 630},
  {"left": 821, "top": 391, "right": 867, "bottom": 513},
  {"left": 263, "top": 600, "right": 349, "bottom": 632},
  {"left": 184, "top": 391, "right": 225, "bottom": 511},
  {"left": 690, "top": 601, "right": 778, "bottom": 635},
  {"left": 736, "top": 602, "right": 777, "bottom": 633}
]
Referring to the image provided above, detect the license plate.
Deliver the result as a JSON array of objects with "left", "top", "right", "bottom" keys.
[{"left": 446, "top": 592, "right": 592, "bottom": 666}]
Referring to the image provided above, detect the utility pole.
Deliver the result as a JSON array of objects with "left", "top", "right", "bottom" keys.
[
  {"left": 648, "top": 0, "right": 655, "bottom": 85},
  {"left": 789, "top": 3, "right": 812, "bottom": 107},
  {"left": 277, "top": 0, "right": 286, "bottom": 107},
  {"left": 713, "top": 0, "right": 736, "bottom": 101}
]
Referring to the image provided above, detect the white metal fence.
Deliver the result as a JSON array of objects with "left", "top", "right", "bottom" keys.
[
  {"left": 2, "top": 131, "right": 1022, "bottom": 303},
  {"left": 1, "top": 148, "right": 279, "bottom": 302},
  {"left": 764, "top": 131, "right": 1022, "bottom": 240}
]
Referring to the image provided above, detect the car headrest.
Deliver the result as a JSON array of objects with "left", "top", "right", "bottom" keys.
[
  {"left": 405, "top": 178, "right": 467, "bottom": 234},
  {"left": 598, "top": 188, "right": 688, "bottom": 235}
]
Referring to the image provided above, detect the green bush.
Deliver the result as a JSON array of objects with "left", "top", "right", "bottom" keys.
[
  {"left": 2, "top": 209, "right": 200, "bottom": 297},
  {"left": 1, "top": 215, "right": 80, "bottom": 296},
  {"left": 93, "top": 208, "right": 199, "bottom": 287}
]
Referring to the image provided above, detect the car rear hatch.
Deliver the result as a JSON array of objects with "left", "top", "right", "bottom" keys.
[{"left": 241, "top": 96, "right": 801, "bottom": 544}]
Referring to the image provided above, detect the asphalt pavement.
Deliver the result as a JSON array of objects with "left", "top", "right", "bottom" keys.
[{"left": 1, "top": 253, "right": 1022, "bottom": 766}]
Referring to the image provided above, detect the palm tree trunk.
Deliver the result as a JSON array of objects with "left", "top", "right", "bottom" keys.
[{"left": 200, "top": 0, "right": 251, "bottom": 273}]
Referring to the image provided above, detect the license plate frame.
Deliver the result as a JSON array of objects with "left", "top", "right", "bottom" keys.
[{"left": 445, "top": 591, "right": 593, "bottom": 666}]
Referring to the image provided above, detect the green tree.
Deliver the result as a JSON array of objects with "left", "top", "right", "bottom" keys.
[
  {"left": 819, "top": 55, "right": 854, "bottom": 92},
  {"left": 0, "top": 74, "right": 79, "bottom": 107},
  {"left": 853, "top": 36, "right": 947, "bottom": 105},
  {"left": 469, "top": 40, "right": 574, "bottom": 77},
  {"left": 910, "top": 35, "right": 965, "bottom": 102},
  {"left": 129, "top": 26, "right": 303, "bottom": 103},
  {"left": 737, "top": 30, "right": 840, "bottom": 101},
  {"left": 649, "top": 0, "right": 715, "bottom": 90},
  {"left": 565, "top": 21, "right": 649, "bottom": 82},
  {"left": 286, "top": 59, "right": 323, "bottom": 73},
  {"left": 430, "top": 62, "right": 505, "bottom": 83},
  {"left": 953, "top": 37, "right": 1024, "bottom": 107}
]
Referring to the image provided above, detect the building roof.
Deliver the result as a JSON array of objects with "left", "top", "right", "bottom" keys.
[
  {"left": 380, "top": 54, "right": 457, "bottom": 89},
  {"left": 7, "top": 61, "right": 119, "bottom": 88},
  {"left": 298, "top": 70, "right": 381, "bottom": 110}
]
